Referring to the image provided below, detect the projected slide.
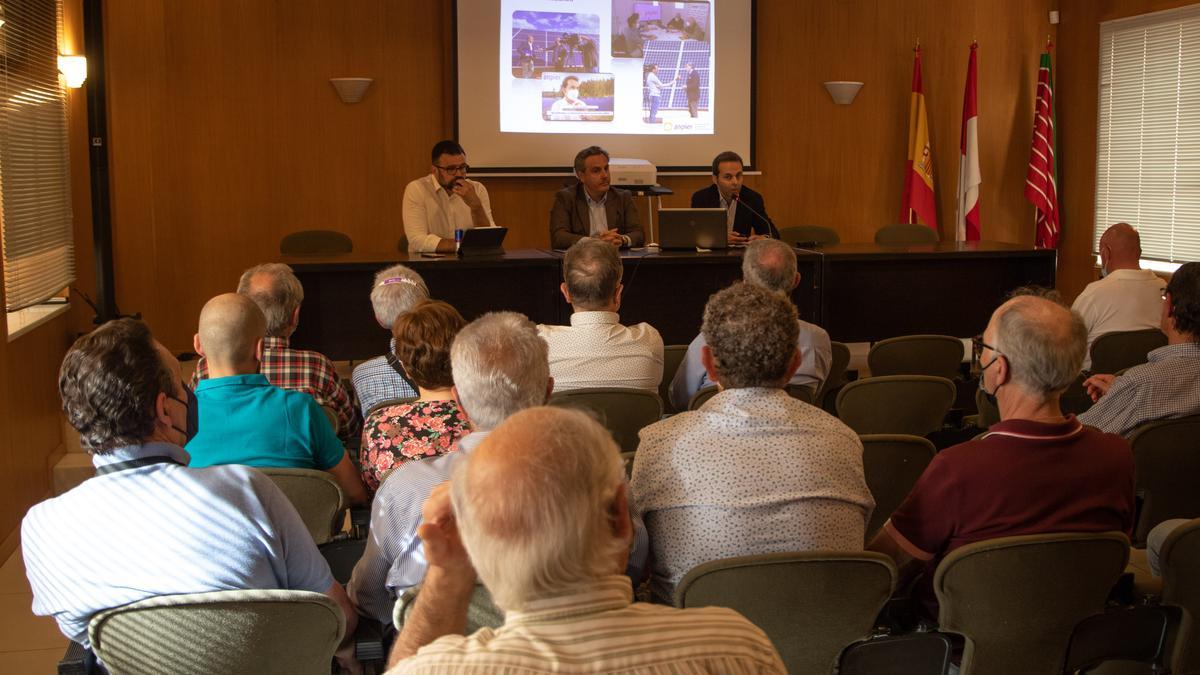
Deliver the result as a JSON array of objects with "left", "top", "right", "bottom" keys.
[{"left": 500, "top": 0, "right": 714, "bottom": 136}]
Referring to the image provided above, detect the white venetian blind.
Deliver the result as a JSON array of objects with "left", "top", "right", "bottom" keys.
[
  {"left": 1096, "top": 4, "right": 1200, "bottom": 264},
  {"left": 0, "top": 0, "right": 75, "bottom": 312}
]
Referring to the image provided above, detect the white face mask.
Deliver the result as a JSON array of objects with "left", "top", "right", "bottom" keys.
[{"left": 566, "top": 88, "right": 580, "bottom": 99}]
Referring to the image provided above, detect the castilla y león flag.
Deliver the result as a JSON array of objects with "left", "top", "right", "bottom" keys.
[
  {"left": 1025, "top": 44, "right": 1060, "bottom": 249},
  {"left": 901, "top": 46, "right": 938, "bottom": 230},
  {"left": 956, "top": 43, "right": 981, "bottom": 242}
]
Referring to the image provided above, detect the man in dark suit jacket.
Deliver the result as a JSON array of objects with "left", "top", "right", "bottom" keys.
[
  {"left": 549, "top": 146, "right": 644, "bottom": 250},
  {"left": 685, "top": 63, "right": 701, "bottom": 117},
  {"left": 691, "top": 150, "right": 776, "bottom": 245}
]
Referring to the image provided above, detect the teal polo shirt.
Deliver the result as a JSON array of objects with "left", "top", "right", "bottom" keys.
[{"left": 187, "top": 374, "right": 344, "bottom": 471}]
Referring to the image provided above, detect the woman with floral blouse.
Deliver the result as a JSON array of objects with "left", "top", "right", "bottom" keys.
[{"left": 359, "top": 299, "right": 470, "bottom": 492}]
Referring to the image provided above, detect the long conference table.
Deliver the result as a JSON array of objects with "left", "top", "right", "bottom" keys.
[{"left": 287, "top": 242, "right": 1057, "bottom": 361}]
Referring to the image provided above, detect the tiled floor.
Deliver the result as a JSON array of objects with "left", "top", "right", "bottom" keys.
[{"left": 0, "top": 547, "right": 68, "bottom": 673}]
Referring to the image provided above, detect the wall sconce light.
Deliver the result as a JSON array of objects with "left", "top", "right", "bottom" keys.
[
  {"left": 823, "top": 81, "right": 864, "bottom": 105},
  {"left": 57, "top": 54, "right": 87, "bottom": 88},
  {"left": 330, "top": 77, "right": 373, "bottom": 104}
]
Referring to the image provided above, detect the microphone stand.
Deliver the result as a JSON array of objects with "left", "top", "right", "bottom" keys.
[{"left": 732, "top": 193, "right": 780, "bottom": 240}]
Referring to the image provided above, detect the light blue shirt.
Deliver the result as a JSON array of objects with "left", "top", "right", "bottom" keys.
[
  {"left": 646, "top": 72, "right": 666, "bottom": 97},
  {"left": 352, "top": 338, "right": 419, "bottom": 417},
  {"left": 187, "top": 374, "right": 344, "bottom": 470},
  {"left": 22, "top": 442, "right": 334, "bottom": 646},
  {"left": 668, "top": 319, "right": 833, "bottom": 412},
  {"left": 585, "top": 189, "right": 609, "bottom": 236}
]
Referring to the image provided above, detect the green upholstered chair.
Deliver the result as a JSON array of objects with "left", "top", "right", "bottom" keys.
[
  {"left": 688, "top": 386, "right": 720, "bottom": 411},
  {"left": 279, "top": 230, "right": 353, "bottom": 256},
  {"left": 674, "top": 551, "right": 896, "bottom": 674},
  {"left": 394, "top": 583, "right": 503, "bottom": 634},
  {"left": 933, "top": 532, "right": 1131, "bottom": 675},
  {"left": 89, "top": 590, "right": 345, "bottom": 675},
  {"left": 1089, "top": 328, "right": 1168, "bottom": 375},
  {"left": 836, "top": 375, "right": 956, "bottom": 436},
  {"left": 1129, "top": 415, "right": 1200, "bottom": 544},
  {"left": 778, "top": 225, "right": 840, "bottom": 247},
  {"left": 660, "top": 344, "right": 689, "bottom": 414},
  {"left": 548, "top": 387, "right": 663, "bottom": 452},
  {"left": 259, "top": 467, "right": 347, "bottom": 545},
  {"left": 859, "top": 434, "right": 936, "bottom": 541},
  {"left": 875, "top": 223, "right": 940, "bottom": 244},
  {"left": 819, "top": 340, "right": 852, "bottom": 412},
  {"left": 867, "top": 334, "right": 965, "bottom": 380},
  {"left": 1159, "top": 518, "right": 1200, "bottom": 673}
]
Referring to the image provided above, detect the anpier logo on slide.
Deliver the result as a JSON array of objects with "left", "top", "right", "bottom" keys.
[{"left": 664, "top": 121, "right": 694, "bottom": 132}]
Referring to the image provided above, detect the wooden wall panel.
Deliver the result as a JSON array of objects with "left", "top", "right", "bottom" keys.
[{"left": 102, "top": 0, "right": 1059, "bottom": 351}]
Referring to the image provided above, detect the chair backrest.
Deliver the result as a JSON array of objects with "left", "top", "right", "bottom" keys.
[
  {"left": 859, "top": 434, "right": 936, "bottom": 541},
  {"left": 259, "top": 468, "right": 347, "bottom": 545},
  {"left": 779, "top": 225, "right": 841, "bottom": 246},
  {"left": 1129, "top": 415, "right": 1200, "bottom": 544},
  {"left": 867, "top": 334, "right": 964, "bottom": 380},
  {"left": 394, "top": 583, "right": 503, "bottom": 633},
  {"left": 1089, "top": 328, "right": 1168, "bottom": 375},
  {"left": 836, "top": 375, "right": 956, "bottom": 436},
  {"left": 1160, "top": 518, "right": 1200, "bottom": 673},
  {"left": 660, "top": 344, "right": 689, "bottom": 413},
  {"left": 319, "top": 405, "right": 339, "bottom": 435},
  {"left": 784, "top": 383, "right": 814, "bottom": 404},
  {"left": 364, "top": 396, "right": 419, "bottom": 419},
  {"left": 279, "top": 229, "right": 353, "bottom": 256},
  {"left": 688, "top": 385, "right": 720, "bottom": 410},
  {"left": 933, "top": 531, "right": 1131, "bottom": 675},
  {"left": 875, "top": 223, "right": 940, "bottom": 244},
  {"left": 89, "top": 589, "right": 345, "bottom": 675},
  {"left": 674, "top": 551, "right": 896, "bottom": 674},
  {"left": 819, "top": 340, "right": 852, "bottom": 411},
  {"left": 973, "top": 386, "right": 1000, "bottom": 429},
  {"left": 548, "top": 387, "right": 663, "bottom": 452},
  {"left": 838, "top": 632, "right": 957, "bottom": 675}
]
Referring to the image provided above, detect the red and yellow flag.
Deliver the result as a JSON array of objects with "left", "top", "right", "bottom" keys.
[{"left": 901, "top": 45, "right": 938, "bottom": 230}]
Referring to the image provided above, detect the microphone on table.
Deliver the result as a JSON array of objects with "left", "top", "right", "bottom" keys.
[{"left": 731, "top": 192, "right": 780, "bottom": 240}]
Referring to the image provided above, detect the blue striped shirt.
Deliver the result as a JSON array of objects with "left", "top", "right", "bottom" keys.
[
  {"left": 21, "top": 442, "right": 334, "bottom": 647},
  {"left": 352, "top": 338, "right": 419, "bottom": 417}
]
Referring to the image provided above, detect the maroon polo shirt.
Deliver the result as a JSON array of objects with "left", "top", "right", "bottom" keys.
[{"left": 885, "top": 415, "right": 1135, "bottom": 617}]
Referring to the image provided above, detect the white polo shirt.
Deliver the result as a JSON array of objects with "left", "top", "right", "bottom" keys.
[{"left": 1071, "top": 268, "right": 1166, "bottom": 370}]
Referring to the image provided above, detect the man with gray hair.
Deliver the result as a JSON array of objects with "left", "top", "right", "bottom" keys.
[
  {"left": 385, "top": 406, "right": 786, "bottom": 673},
  {"left": 193, "top": 263, "right": 359, "bottom": 443},
  {"left": 348, "top": 312, "right": 554, "bottom": 626},
  {"left": 869, "top": 294, "right": 1135, "bottom": 619},
  {"left": 351, "top": 264, "right": 431, "bottom": 416},
  {"left": 669, "top": 238, "right": 832, "bottom": 411},
  {"left": 538, "top": 238, "right": 663, "bottom": 392},
  {"left": 633, "top": 282, "right": 873, "bottom": 603}
]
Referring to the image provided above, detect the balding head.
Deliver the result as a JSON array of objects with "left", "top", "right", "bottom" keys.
[
  {"left": 236, "top": 263, "right": 304, "bottom": 337},
  {"left": 984, "top": 295, "right": 1086, "bottom": 399},
  {"left": 450, "top": 406, "right": 629, "bottom": 611},
  {"left": 196, "top": 293, "right": 266, "bottom": 373},
  {"left": 742, "top": 238, "right": 799, "bottom": 294},
  {"left": 1099, "top": 223, "right": 1142, "bottom": 272}
]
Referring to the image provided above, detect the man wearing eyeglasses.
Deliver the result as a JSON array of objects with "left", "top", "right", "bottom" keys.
[{"left": 403, "top": 140, "right": 496, "bottom": 254}]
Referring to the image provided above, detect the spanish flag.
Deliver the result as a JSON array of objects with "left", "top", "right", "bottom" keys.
[{"left": 901, "top": 45, "right": 938, "bottom": 230}]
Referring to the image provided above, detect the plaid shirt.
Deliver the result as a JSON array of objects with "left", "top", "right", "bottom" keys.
[
  {"left": 192, "top": 336, "right": 361, "bottom": 443},
  {"left": 1078, "top": 342, "right": 1200, "bottom": 437},
  {"left": 351, "top": 338, "right": 418, "bottom": 418}
]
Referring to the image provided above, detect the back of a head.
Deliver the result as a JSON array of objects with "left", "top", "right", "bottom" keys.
[
  {"left": 742, "top": 238, "right": 797, "bottom": 294},
  {"left": 450, "top": 312, "right": 550, "bottom": 431},
  {"left": 1102, "top": 222, "right": 1142, "bottom": 262},
  {"left": 197, "top": 293, "right": 267, "bottom": 370},
  {"left": 702, "top": 282, "right": 799, "bottom": 389},
  {"left": 370, "top": 264, "right": 429, "bottom": 328},
  {"left": 59, "top": 318, "right": 175, "bottom": 454},
  {"left": 392, "top": 299, "right": 467, "bottom": 390},
  {"left": 993, "top": 295, "right": 1087, "bottom": 398},
  {"left": 450, "top": 406, "right": 625, "bottom": 612},
  {"left": 563, "top": 238, "right": 622, "bottom": 310},
  {"left": 1167, "top": 261, "right": 1200, "bottom": 340},
  {"left": 237, "top": 263, "right": 304, "bottom": 337}
]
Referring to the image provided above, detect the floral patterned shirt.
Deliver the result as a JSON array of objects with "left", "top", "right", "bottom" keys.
[{"left": 359, "top": 400, "right": 469, "bottom": 493}]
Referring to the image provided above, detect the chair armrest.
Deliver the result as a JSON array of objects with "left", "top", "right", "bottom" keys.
[
  {"left": 353, "top": 616, "right": 392, "bottom": 666},
  {"left": 57, "top": 641, "right": 97, "bottom": 674}
]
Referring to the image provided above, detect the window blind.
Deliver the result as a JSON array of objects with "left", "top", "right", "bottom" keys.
[
  {"left": 1097, "top": 4, "right": 1200, "bottom": 265},
  {"left": 0, "top": 0, "right": 75, "bottom": 312}
]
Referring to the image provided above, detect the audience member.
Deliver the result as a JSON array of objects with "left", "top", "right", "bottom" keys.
[
  {"left": 359, "top": 300, "right": 469, "bottom": 493},
  {"left": 549, "top": 145, "right": 644, "bottom": 249},
  {"left": 403, "top": 140, "right": 495, "bottom": 254},
  {"left": 185, "top": 294, "right": 367, "bottom": 505},
  {"left": 634, "top": 282, "right": 873, "bottom": 603},
  {"left": 193, "top": 263, "right": 360, "bottom": 444},
  {"left": 869, "top": 295, "right": 1135, "bottom": 618},
  {"left": 385, "top": 406, "right": 786, "bottom": 673},
  {"left": 1080, "top": 261, "right": 1200, "bottom": 436},
  {"left": 539, "top": 238, "right": 663, "bottom": 392},
  {"left": 349, "top": 312, "right": 552, "bottom": 625},
  {"left": 669, "top": 238, "right": 832, "bottom": 410},
  {"left": 23, "top": 319, "right": 356, "bottom": 647},
  {"left": 351, "top": 264, "right": 430, "bottom": 417},
  {"left": 692, "top": 151, "right": 775, "bottom": 243},
  {"left": 1072, "top": 223, "right": 1166, "bottom": 370}
]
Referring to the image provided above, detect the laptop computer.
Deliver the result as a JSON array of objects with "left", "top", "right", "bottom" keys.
[
  {"left": 658, "top": 208, "right": 729, "bottom": 250},
  {"left": 458, "top": 226, "right": 508, "bottom": 257}
]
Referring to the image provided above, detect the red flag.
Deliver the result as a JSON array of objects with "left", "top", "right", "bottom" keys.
[
  {"left": 1025, "top": 44, "right": 1060, "bottom": 248},
  {"left": 956, "top": 43, "right": 981, "bottom": 242},
  {"left": 900, "top": 46, "right": 938, "bottom": 230}
]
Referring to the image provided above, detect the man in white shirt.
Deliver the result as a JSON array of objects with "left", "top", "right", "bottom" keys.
[
  {"left": 1072, "top": 222, "right": 1166, "bottom": 370},
  {"left": 538, "top": 238, "right": 663, "bottom": 392},
  {"left": 403, "top": 140, "right": 495, "bottom": 254}
]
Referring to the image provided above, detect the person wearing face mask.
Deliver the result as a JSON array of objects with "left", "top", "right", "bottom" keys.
[
  {"left": 549, "top": 76, "right": 589, "bottom": 112},
  {"left": 691, "top": 151, "right": 776, "bottom": 246},
  {"left": 184, "top": 293, "right": 367, "bottom": 506},
  {"left": 866, "top": 294, "right": 1134, "bottom": 621},
  {"left": 22, "top": 318, "right": 358, "bottom": 650},
  {"left": 1071, "top": 223, "right": 1167, "bottom": 371}
]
